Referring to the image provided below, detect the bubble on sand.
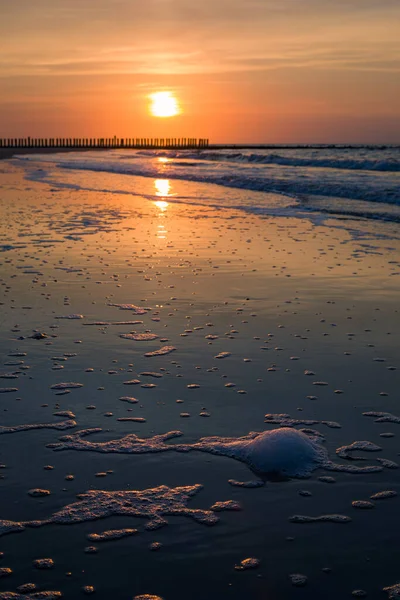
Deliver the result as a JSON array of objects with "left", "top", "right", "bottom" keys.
[
  {"left": 234, "top": 557, "right": 260, "bottom": 571},
  {"left": 123, "top": 380, "right": 141, "bottom": 385},
  {"left": 352, "top": 591, "right": 367, "bottom": 598},
  {"left": 50, "top": 382, "right": 83, "bottom": 390},
  {"left": 0, "top": 419, "right": 76, "bottom": 435},
  {"left": 194, "top": 428, "right": 327, "bottom": 477},
  {"left": 0, "top": 388, "right": 18, "bottom": 394},
  {"left": 87, "top": 529, "right": 137, "bottom": 542},
  {"left": 120, "top": 333, "right": 158, "bottom": 341},
  {"left": 289, "top": 573, "right": 308, "bottom": 586},
  {"left": 144, "top": 346, "right": 176, "bottom": 357},
  {"left": 289, "top": 514, "right": 351, "bottom": 523},
  {"left": 55, "top": 314, "right": 83, "bottom": 319}
]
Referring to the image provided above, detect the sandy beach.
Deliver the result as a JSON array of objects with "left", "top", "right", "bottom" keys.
[{"left": 0, "top": 157, "right": 400, "bottom": 600}]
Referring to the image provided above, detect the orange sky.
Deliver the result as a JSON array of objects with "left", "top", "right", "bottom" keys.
[{"left": 1, "top": 0, "right": 399, "bottom": 143}]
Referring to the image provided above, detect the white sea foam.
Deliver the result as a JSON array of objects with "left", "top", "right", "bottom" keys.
[{"left": 0, "top": 484, "right": 236, "bottom": 539}]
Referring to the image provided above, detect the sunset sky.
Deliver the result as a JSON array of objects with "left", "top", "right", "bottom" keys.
[{"left": 1, "top": 0, "right": 399, "bottom": 143}]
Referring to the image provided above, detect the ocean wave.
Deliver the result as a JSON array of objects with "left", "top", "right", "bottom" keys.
[
  {"left": 192, "top": 151, "right": 400, "bottom": 172},
  {"left": 37, "top": 159, "right": 400, "bottom": 205},
  {"left": 126, "top": 149, "right": 400, "bottom": 172}
]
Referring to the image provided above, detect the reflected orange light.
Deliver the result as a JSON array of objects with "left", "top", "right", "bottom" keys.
[
  {"left": 154, "top": 200, "right": 169, "bottom": 212},
  {"left": 154, "top": 179, "right": 171, "bottom": 197},
  {"left": 158, "top": 157, "right": 169, "bottom": 164}
]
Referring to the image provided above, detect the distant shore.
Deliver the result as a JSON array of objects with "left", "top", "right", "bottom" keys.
[{"left": 0, "top": 147, "right": 104, "bottom": 161}]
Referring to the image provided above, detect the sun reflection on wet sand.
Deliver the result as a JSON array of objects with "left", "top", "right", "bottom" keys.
[
  {"left": 155, "top": 179, "right": 171, "bottom": 197},
  {"left": 154, "top": 200, "right": 169, "bottom": 212},
  {"left": 154, "top": 179, "right": 169, "bottom": 238}
]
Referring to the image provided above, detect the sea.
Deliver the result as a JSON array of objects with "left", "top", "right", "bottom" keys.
[{"left": 15, "top": 145, "right": 400, "bottom": 223}]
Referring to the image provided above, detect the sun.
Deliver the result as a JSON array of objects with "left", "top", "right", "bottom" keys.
[{"left": 149, "top": 92, "right": 180, "bottom": 118}]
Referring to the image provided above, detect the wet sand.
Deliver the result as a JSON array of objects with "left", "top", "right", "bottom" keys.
[{"left": 0, "top": 160, "right": 399, "bottom": 599}]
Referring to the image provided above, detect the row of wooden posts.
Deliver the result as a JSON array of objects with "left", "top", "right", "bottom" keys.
[{"left": 0, "top": 137, "right": 209, "bottom": 149}]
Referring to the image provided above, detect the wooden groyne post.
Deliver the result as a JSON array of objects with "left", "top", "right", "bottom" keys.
[{"left": 0, "top": 137, "right": 210, "bottom": 149}]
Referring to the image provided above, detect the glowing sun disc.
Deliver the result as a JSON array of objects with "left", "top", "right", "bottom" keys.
[{"left": 150, "top": 92, "right": 179, "bottom": 118}]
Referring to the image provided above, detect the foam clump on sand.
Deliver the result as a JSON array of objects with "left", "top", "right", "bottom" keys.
[
  {"left": 108, "top": 303, "right": 150, "bottom": 314},
  {"left": 120, "top": 333, "right": 158, "bottom": 341},
  {"left": 289, "top": 514, "right": 351, "bottom": 523},
  {"left": 50, "top": 382, "right": 83, "bottom": 390},
  {"left": 370, "top": 490, "right": 397, "bottom": 500},
  {"left": 144, "top": 346, "right": 176, "bottom": 357},
  {"left": 0, "top": 484, "right": 237, "bottom": 539},
  {"left": 234, "top": 557, "right": 260, "bottom": 571},
  {"left": 364, "top": 411, "right": 400, "bottom": 424},
  {"left": 48, "top": 425, "right": 392, "bottom": 477},
  {"left": 0, "top": 592, "right": 62, "bottom": 599},
  {"left": 49, "top": 427, "right": 327, "bottom": 477},
  {"left": 0, "top": 420, "right": 76, "bottom": 435},
  {"left": 336, "top": 440, "right": 382, "bottom": 460},
  {"left": 0, "top": 520, "right": 25, "bottom": 536},
  {"left": 87, "top": 528, "right": 137, "bottom": 542},
  {"left": 384, "top": 583, "right": 400, "bottom": 599},
  {"left": 264, "top": 413, "right": 341, "bottom": 429},
  {"left": 228, "top": 479, "right": 265, "bottom": 488}
]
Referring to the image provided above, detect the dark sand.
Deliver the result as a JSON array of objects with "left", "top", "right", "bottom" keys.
[{"left": 0, "top": 159, "right": 399, "bottom": 600}]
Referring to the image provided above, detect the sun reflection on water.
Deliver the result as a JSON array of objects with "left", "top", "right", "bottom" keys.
[{"left": 154, "top": 179, "right": 171, "bottom": 214}]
